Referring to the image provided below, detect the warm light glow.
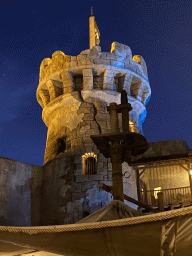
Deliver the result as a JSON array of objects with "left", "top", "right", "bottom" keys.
[
  {"left": 189, "top": 170, "right": 192, "bottom": 176},
  {"left": 129, "top": 121, "right": 135, "bottom": 132},
  {"left": 154, "top": 187, "right": 161, "bottom": 199},
  {"left": 82, "top": 152, "right": 97, "bottom": 175},
  {"left": 82, "top": 152, "right": 97, "bottom": 160}
]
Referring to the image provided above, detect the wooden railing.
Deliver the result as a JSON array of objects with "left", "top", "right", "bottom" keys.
[{"left": 141, "top": 186, "right": 192, "bottom": 207}]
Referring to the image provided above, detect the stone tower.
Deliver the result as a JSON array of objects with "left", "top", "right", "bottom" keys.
[{"left": 36, "top": 18, "right": 151, "bottom": 225}]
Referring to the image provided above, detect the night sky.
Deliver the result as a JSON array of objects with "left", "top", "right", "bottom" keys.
[{"left": 0, "top": 0, "right": 191, "bottom": 166}]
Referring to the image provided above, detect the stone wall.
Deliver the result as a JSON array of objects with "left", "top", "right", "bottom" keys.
[
  {"left": 42, "top": 90, "right": 140, "bottom": 164},
  {"left": 0, "top": 157, "right": 43, "bottom": 226},
  {"left": 40, "top": 155, "right": 138, "bottom": 225}
]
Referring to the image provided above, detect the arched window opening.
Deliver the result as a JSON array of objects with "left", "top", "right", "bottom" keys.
[
  {"left": 73, "top": 75, "right": 83, "bottom": 92},
  {"left": 56, "top": 137, "right": 66, "bottom": 155},
  {"left": 115, "top": 74, "right": 126, "bottom": 93},
  {"left": 82, "top": 152, "right": 97, "bottom": 175},
  {"left": 130, "top": 81, "right": 141, "bottom": 98},
  {"left": 142, "top": 91, "right": 149, "bottom": 104}
]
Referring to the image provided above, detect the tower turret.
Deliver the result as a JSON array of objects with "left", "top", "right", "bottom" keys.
[{"left": 36, "top": 20, "right": 151, "bottom": 225}]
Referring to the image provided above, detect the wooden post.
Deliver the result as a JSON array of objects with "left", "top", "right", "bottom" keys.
[
  {"left": 135, "top": 169, "right": 141, "bottom": 202},
  {"left": 157, "top": 192, "right": 164, "bottom": 212},
  {"left": 187, "top": 163, "right": 192, "bottom": 201},
  {"left": 99, "top": 183, "right": 159, "bottom": 213},
  {"left": 121, "top": 90, "right": 130, "bottom": 133},
  {"left": 108, "top": 102, "right": 124, "bottom": 202}
]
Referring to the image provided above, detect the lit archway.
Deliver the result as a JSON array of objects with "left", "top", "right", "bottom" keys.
[{"left": 82, "top": 152, "right": 97, "bottom": 175}]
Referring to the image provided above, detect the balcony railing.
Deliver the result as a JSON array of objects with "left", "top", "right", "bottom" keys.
[{"left": 141, "top": 186, "right": 192, "bottom": 207}]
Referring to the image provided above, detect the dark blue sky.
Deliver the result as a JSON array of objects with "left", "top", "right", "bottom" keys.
[{"left": 0, "top": 0, "right": 191, "bottom": 166}]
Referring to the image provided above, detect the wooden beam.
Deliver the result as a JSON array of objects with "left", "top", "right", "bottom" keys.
[
  {"left": 178, "top": 164, "right": 188, "bottom": 171},
  {"left": 139, "top": 169, "right": 146, "bottom": 177},
  {"left": 99, "top": 183, "right": 159, "bottom": 213}
]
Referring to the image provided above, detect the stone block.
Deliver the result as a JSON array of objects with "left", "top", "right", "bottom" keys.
[
  {"left": 97, "top": 168, "right": 107, "bottom": 176},
  {"left": 69, "top": 61, "right": 78, "bottom": 67},
  {"left": 81, "top": 102, "right": 93, "bottom": 108},
  {"left": 71, "top": 138, "right": 82, "bottom": 149},
  {"left": 94, "top": 59, "right": 110, "bottom": 65},
  {"left": 95, "top": 113, "right": 109, "bottom": 121},
  {"left": 103, "top": 175, "right": 108, "bottom": 180},
  {"left": 80, "top": 121, "right": 91, "bottom": 128},
  {"left": 78, "top": 107, "right": 94, "bottom": 115},
  {"left": 76, "top": 174, "right": 103, "bottom": 182},
  {"left": 63, "top": 62, "right": 70, "bottom": 68},
  {"left": 72, "top": 192, "right": 86, "bottom": 201},
  {"left": 83, "top": 113, "right": 95, "bottom": 121},
  {"left": 70, "top": 130, "right": 77, "bottom": 140},
  {"left": 64, "top": 87, "right": 73, "bottom": 94},
  {"left": 76, "top": 130, "right": 84, "bottom": 138},
  {"left": 71, "top": 56, "right": 77, "bottom": 61},
  {"left": 77, "top": 54, "right": 86, "bottom": 61},
  {"left": 84, "top": 129, "right": 99, "bottom": 137},
  {"left": 82, "top": 137, "right": 93, "bottom": 145},
  {"left": 83, "top": 68, "right": 93, "bottom": 77},
  {"left": 74, "top": 163, "right": 82, "bottom": 171},
  {"left": 80, "top": 125, "right": 91, "bottom": 134},
  {"left": 97, "top": 120, "right": 107, "bottom": 129},
  {"left": 84, "top": 143, "right": 93, "bottom": 153},
  {"left": 107, "top": 172, "right": 112, "bottom": 181},
  {"left": 106, "top": 53, "right": 114, "bottom": 59},
  {"left": 103, "top": 162, "right": 108, "bottom": 168},
  {"left": 77, "top": 59, "right": 87, "bottom": 65},
  {"left": 82, "top": 181, "right": 99, "bottom": 192},
  {"left": 90, "top": 121, "right": 99, "bottom": 129},
  {"left": 64, "top": 56, "right": 71, "bottom": 62},
  {"left": 100, "top": 53, "right": 107, "bottom": 59},
  {"left": 110, "top": 60, "right": 124, "bottom": 68},
  {"left": 74, "top": 168, "right": 82, "bottom": 176},
  {"left": 84, "top": 83, "right": 93, "bottom": 91}
]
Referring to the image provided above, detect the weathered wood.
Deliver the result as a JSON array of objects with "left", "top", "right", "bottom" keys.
[
  {"left": 108, "top": 102, "right": 124, "bottom": 202},
  {"left": 135, "top": 169, "right": 141, "bottom": 202},
  {"left": 187, "top": 162, "right": 192, "bottom": 201},
  {"left": 121, "top": 90, "right": 131, "bottom": 133},
  {"left": 157, "top": 192, "right": 164, "bottom": 212},
  {"left": 99, "top": 183, "right": 159, "bottom": 213}
]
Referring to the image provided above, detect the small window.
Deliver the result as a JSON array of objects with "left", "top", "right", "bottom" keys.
[
  {"left": 56, "top": 137, "right": 66, "bottom": 155},
  {"left": 129, "top": 121, "right": 135, "bottom": 132},
  {"left": 82, "top": 152, "right": 97, "bottom": 175}
]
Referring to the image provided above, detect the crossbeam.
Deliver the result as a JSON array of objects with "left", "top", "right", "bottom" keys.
[{"left": 99, "top": 183, "right": 159, "bottom": 213}]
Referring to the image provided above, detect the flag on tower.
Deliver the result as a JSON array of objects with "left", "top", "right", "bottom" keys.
[
  {"left": 89, "top": 9, "right": 100, "bottom": 49},
  {"left": 94, "top": 19, "right": 100, "bottom": 46}
]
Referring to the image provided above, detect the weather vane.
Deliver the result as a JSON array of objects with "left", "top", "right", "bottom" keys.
[{"left": 91, "top": 7, "right": 93, "bottom": 16}]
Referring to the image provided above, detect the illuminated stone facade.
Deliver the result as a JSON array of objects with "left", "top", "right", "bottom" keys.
[{"left": 36, "top": 42, "right": 151, "bottom": 224}]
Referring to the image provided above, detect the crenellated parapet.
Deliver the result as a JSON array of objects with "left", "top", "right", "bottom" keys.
[{"left": 37, "top": 42, "right": 151, "bottom": 109}]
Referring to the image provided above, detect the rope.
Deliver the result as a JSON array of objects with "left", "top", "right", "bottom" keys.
[{"left": 0, "top": 206, "right": 192, "bottom": 235}]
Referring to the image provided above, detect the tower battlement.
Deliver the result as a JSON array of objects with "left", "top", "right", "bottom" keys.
[{"left": 37, "top": 42, "right": 150, "bottom": 109}]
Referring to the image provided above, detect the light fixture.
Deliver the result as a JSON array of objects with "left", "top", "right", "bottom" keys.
[{"left": 189, "top": 169, "right": 192, "bottom": 176}]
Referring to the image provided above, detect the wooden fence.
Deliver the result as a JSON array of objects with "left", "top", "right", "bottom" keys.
[{"left": 141, "top": 186, "right": 192, "bottom": 207}]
